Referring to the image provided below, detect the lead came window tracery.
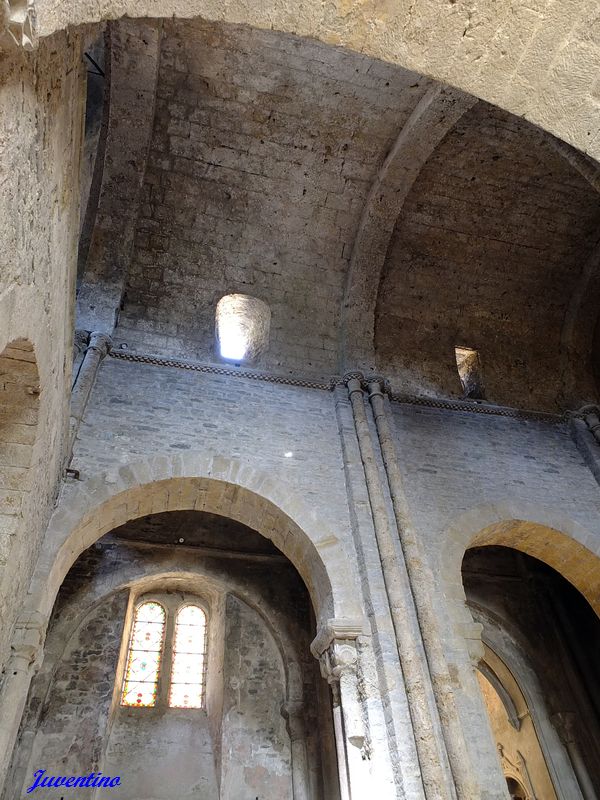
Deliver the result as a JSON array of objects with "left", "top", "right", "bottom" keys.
[
  {"left": 119, "top": 596, "right": 208, "bottom": 710},
  {"left": 121, "top": 601, "right": 166, "bottom": 707},
  {"left": 169, "top": 605, "right": 207, "bottom": 708}
]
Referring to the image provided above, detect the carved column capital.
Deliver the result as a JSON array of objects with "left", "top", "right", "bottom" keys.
[
  {"left": 281, "top": 700, "right": 306, "bottom": 742},
  {"left": 342, "top": 372, "right": 365, "bottom": 395},
  {"left": 311, "top": 618, "right": 369, "bottom": 687},
  {"left": 319, "top": 639, "right": 359, "bottom": 684},
  {"left": 3, "top": 0, "right": 37, "bottom": 50},
  {"left": 365, "top": 375, "right": 390, "bottom": 398},
  {"left": 6, "top": 613, "right": 45, "bottom": 675},
  {"left": 87, "top": 331, "right": 112, "bottom": 358}
]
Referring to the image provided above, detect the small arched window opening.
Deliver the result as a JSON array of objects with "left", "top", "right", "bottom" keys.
[
  {"left": 215, "top": 294, "right": 270, "bottom": 364},
  {"left": 169, "top": 604, "right": 207, "bottom": 709},
  {"left": 455, "top": 345, "right": 485, "bottom": 399},
  {"left": 121, "top": 600, "right": 166, "bottom": 707},
  {"left": 120, "top": 597, "right": 207, "bottom": 709}
]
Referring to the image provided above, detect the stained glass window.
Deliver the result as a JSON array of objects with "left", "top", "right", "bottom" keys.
[
  {"left": 121, "top": 601, "right": 166, "bottom": 707},
  {"left": 168, "top": 604, "right": 207, "bottom": 708}
]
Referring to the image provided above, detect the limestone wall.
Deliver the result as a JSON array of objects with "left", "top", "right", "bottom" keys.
[
  {"left": 70, "top": 357, "right": 353, "bottom": 545},
  {"left": 0, "top": 31, "right": 85, "bottom": 668}
]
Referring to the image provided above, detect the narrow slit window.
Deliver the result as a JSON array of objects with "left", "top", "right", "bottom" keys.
[
  {"left": 121, "top": 601, "right": 166, "bottom": 707},
  {"left": 169, "top": 604, "right": 207, "bottom": 709},
  {"left": 455, "top": 346, "right": 485, "bottom": 400}
]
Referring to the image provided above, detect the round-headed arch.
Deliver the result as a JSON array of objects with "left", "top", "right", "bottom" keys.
[
  {"left": 28, "top": 452, "right": 364, "bottom": 629},
  {"left": 32, "top": 1, "right": 600, "bottom": 165},
  {"left": 442, "top": 503, "right": 600, "bottom": 616}
]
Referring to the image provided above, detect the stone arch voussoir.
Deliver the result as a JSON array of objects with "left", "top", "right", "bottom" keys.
[
  {"left": 28, "top": 452, "right": 364, "bottom": 631},
  {"left": 441, "top": 502, "right": 600, "bottom": 618}
]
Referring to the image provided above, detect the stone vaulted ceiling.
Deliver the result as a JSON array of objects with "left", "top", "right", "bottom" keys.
[
  {"left": 114, "top": 18, "right": 432, "bottom": 375},
  {"left": 82, "top": 18, "right": 600, "bottom": 412}
]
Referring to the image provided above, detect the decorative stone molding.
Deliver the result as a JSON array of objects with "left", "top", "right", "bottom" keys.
[
  {"left": 6, "top": 613, "right": 45, "bottom": 676},
  {"left": 310, "top": 617, "right": 368, "bottom": 665},
  {"left": 281, "top": 701, "right": 305, "bottom": 742},
  {"left": 3, "top": 0, "right": 37, "bottom": 50},
  {"left": 317, "top": 640, "right": 359, "bottom": 685},
  {"left": 497, "top": 745, "right": 535, "bottom": 800},
  {"left": 86, "top": 330, "right": 112, "bottom": 358}
]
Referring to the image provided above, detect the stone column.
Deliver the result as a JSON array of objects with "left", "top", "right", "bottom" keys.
[
  {"left": 0, "top": 614, "right": 45, "bottom": 796},
  {"left": 68, "top": 331, "right": 111, "bottom": 454},
  {"left": 345, "top": 374, "right": 455, "bottom": 800},
  {"left": 553, "top": 712, "right": 598, "bottom": 800},
  {"left": 367, "top": 377, "right": 473, "bottom": 792},
  {"left": 312, "top": 624, "right": 371, "bottom": 800},
  {"left": 283, "top": 701, "right": 310, "bottom": 800},
  {"left": 72, "top": 329, "right": 90, "bottom": 378}
]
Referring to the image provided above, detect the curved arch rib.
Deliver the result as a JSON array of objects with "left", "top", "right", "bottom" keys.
[{"left": 340, "top": 84, "right": 477, "bottom": 371}]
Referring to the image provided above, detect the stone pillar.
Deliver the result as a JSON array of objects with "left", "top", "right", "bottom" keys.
[
  {"left": 367, "top": 377, "right": 473, "bottom": 791},
  {"left": 553, "top": 712, "right": 598, "bottom": 800},
  {"left": 282, "top": 701, "right": 310, "bottom": 800},
  {"left": 312, "top": 623, "right": 372, "bottom": 800},
  {"left": 320, "top": 640, "right": 368, "bottom": 800},
  {"left": 0, "top": 614, "right": 45, "bottom": 796},
  {"left": 345, "top": 374, "right": 455, "bottom": 800},
  {"left": 68, "top": 331, "right": 111, "bottom": 454}
]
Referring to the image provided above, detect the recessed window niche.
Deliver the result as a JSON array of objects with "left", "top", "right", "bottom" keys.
[
  {"left": 215, "top": 294, "right": 270, "bottom": 364},
  {"left": 455, "top": 345, "right": 485, "bottom": 399}
]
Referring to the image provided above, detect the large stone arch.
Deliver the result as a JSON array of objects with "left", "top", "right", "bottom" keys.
[
  {"left": 27, "top": 451, "right": 364, "bottom": 628},
  {"left": 440, "top": 502, "right": 600, "bottom": 617},
  {"left": 29, "top": 0, "right": 600, "bottom": 164}
]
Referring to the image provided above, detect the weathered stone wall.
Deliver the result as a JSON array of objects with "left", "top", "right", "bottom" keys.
[
  {"left": 388, "top": 402, "right": 600, "bottom": 795},
  {"left": 71, "top": 357, "right": 353, "bottom": 543},
  {"left": 8, "top": 526, "right": 325, "bottom": 799},
  {"left": 10, "top": 591, "right": 127, "bottom": 799},
  {"left": 115, "top": 18, "right": 429, "bottom": 374},
  {"left": 391, "top": 404, "right": 600, "bottom": 556},
  {"left": 0, "top": 30, "right": 85, "bottom": 669},
  {"left": 220, "top": 594, "right": 292, "bottom": 799},
  {"left": 376, "top": 102, "right": 600, "bottom": 411}
]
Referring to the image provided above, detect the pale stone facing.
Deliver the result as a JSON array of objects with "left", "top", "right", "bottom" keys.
[{"left": 1, "top": 6, "right": 600, "bottom": 800}]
